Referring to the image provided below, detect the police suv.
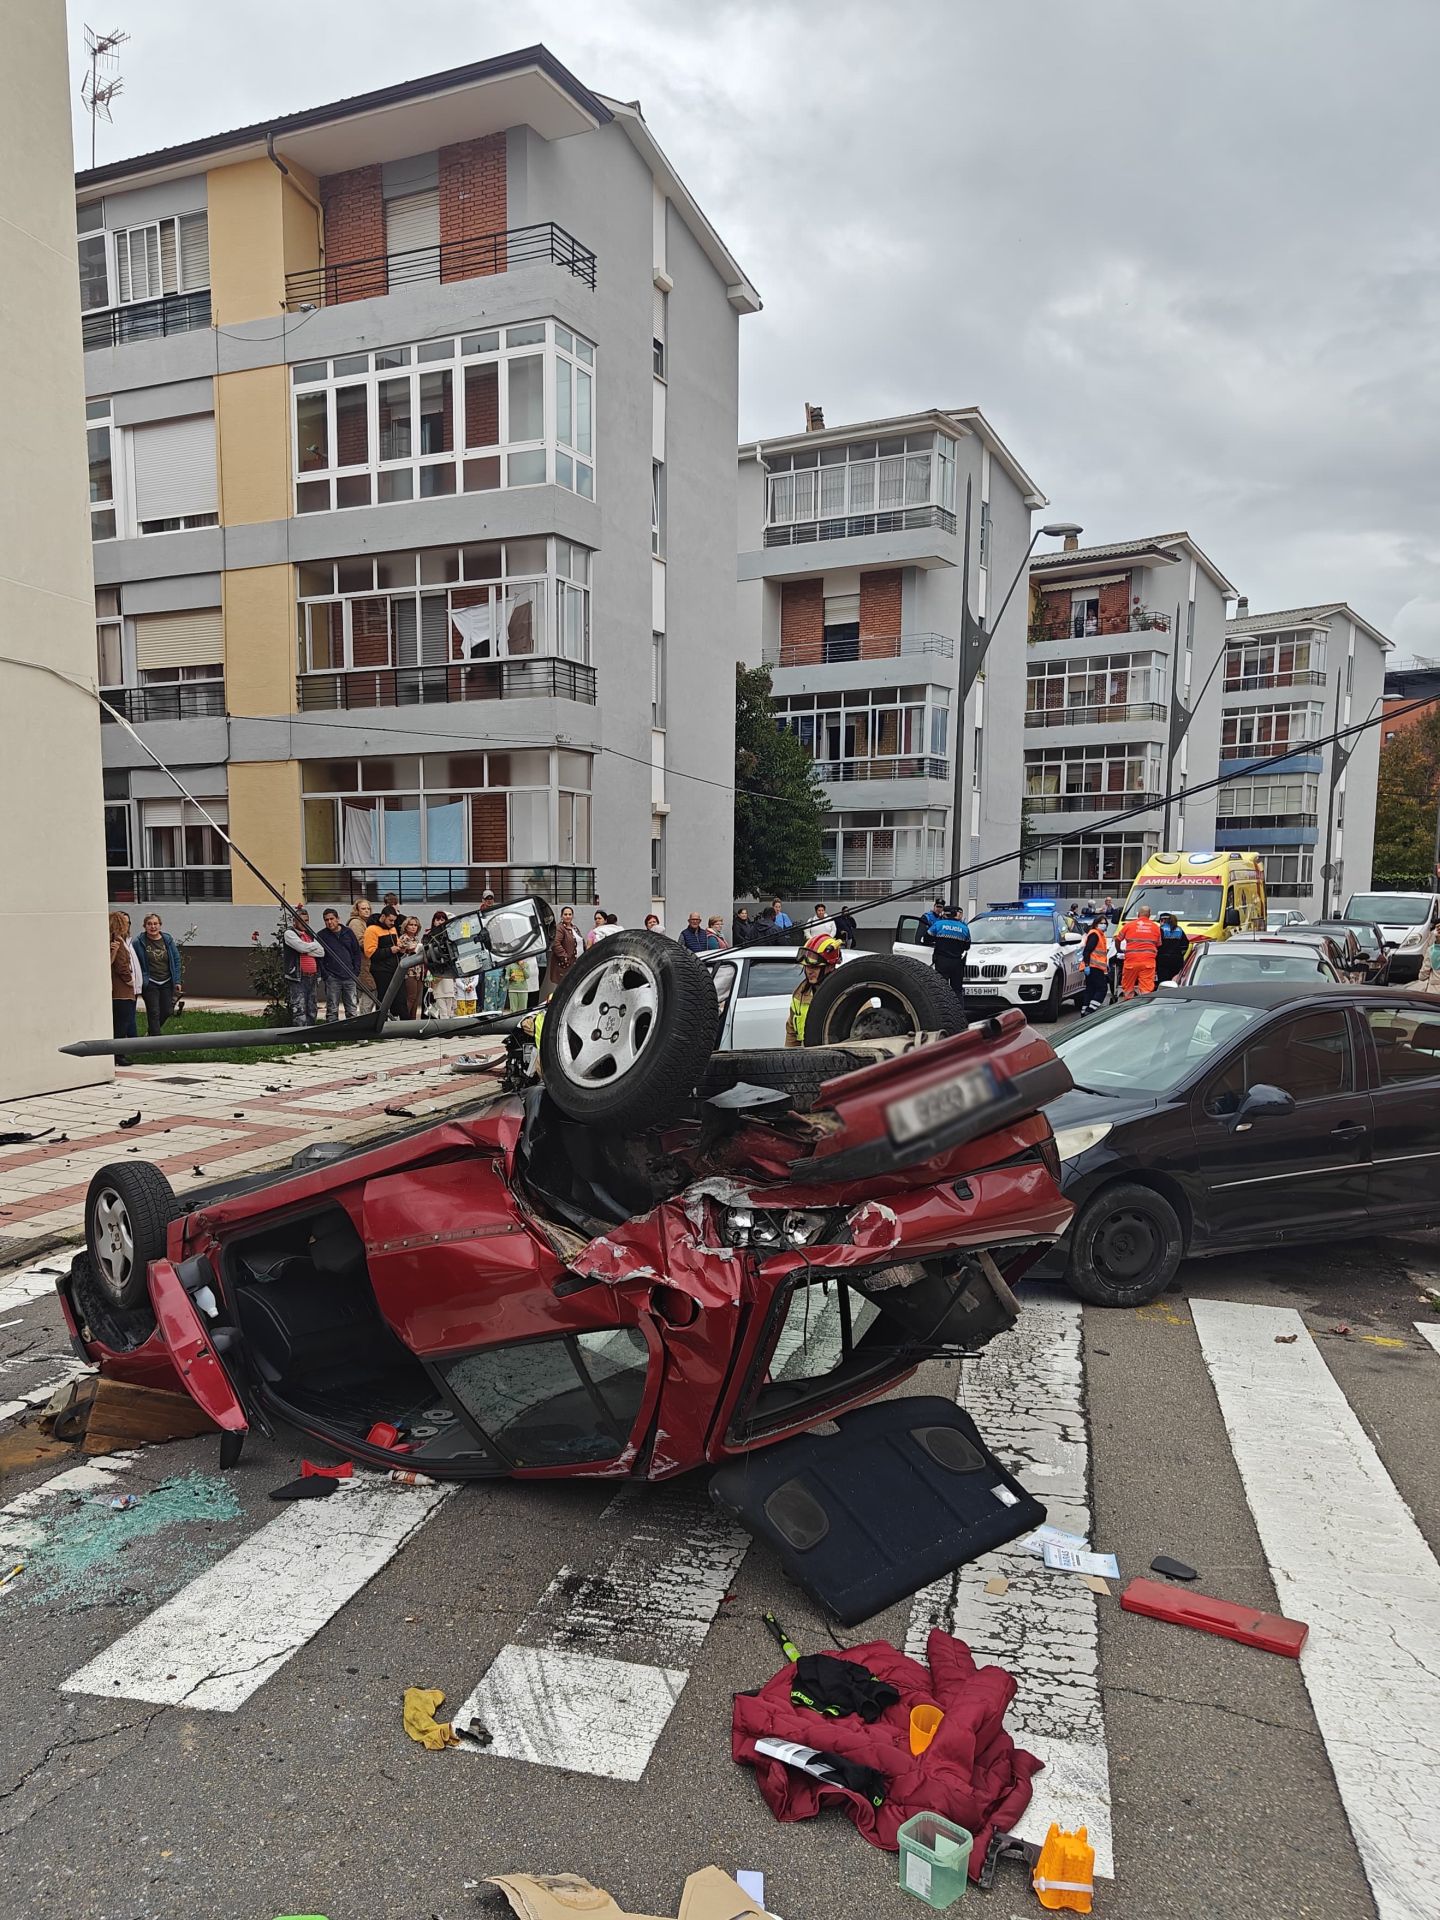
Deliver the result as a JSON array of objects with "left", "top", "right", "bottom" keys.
[{"left": 894, "top": 899, "right": 1086, "bottom": 1022}]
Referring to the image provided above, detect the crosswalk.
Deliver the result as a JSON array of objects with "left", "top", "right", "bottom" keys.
[{"left": 4, "top": 1279, "right": 1440, "bottom": 1916}]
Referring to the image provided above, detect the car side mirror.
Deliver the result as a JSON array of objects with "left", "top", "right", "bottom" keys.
[
  {"left": 1224, "top": 906, "right": 1241, "bottom": 928},
  {"left": 1230, "top": 1083, "right": 1295, "bottom": 1132},
  {"left": 1060, "top": 931, "right": 1083, "bottom": 946}
]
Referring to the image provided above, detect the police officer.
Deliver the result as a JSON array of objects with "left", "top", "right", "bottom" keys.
[{"left": 920, "top": 897, "right": 971, "bottom": 1009}]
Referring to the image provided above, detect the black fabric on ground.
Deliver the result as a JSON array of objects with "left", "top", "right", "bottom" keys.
[{"left": 791, "top": 1652, "right": 901, "bottom": 1722}]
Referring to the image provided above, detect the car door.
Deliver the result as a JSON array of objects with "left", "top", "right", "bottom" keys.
[
  {"left": 1357, "top": 1002, "right": 1440, "bottom": 1220},
  {"left": 730, "top": 954, "right": 806, "bottom": 1049},
  {"left": 1189, "top": 1005, "right": 1372, "bottom": 1243},
  {"left": 894, "top": 914, "right": 932, "bottom": 964},
  {"left": 707, "top": 956, "right": 740, "bottom": 1049},
  {"left": 148, "top": 1257, "right": 249, "bottom": 1455}
]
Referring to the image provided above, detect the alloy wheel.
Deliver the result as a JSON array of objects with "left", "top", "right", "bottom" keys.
[
  {"left": 554, "top": 953, "right": 660, "bottom": 1084},
  {"left": 91, "top": 1188, "right": 135, "bottom": 1302}
]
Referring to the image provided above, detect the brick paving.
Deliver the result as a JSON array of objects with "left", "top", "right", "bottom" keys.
[{"left": 0, "top": 1036, "right": 503, "bottom": 1264}]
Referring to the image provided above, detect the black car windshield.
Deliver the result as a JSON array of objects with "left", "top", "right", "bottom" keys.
[
  {"left": 1192, "top": 948, "right": 1331, "bottom": 981},
  {"left": 1123, "top": 885, "right": 1226, "bottom": 922},
  {"left": 1346, "top": 894, "right": 1431, "bottom": 925},
  {"left": 1054, "top": 996, "right": 1263, "bottom": 1094},
  {"left": 971, "top": 916, "right": 1056, "bottom": 944}
]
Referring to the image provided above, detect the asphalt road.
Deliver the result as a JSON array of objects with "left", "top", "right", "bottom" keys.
[{"left": 1, "top": 1220, "right": 1437, "bottom": 1918}]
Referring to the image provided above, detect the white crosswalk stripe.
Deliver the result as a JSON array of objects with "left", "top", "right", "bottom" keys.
[
  {"left": 1415, "top": 1321, "right": 1440, "bottom": 1358},
  {"left": 905, "top": 1295, "right": 1114, "bottom": 1878},
  {"left": 1193, "top": 1298, "right": 1440, "bottom": 1920},
  {"left": 0, "top": 1258, "right": 74, "bottom": 1315},
  {"left": 0, "top": 1452, "right": 137, "bottom": 1553},
  {"left": 451, "top": 1480, "right": 751, "bottom": 1780}
]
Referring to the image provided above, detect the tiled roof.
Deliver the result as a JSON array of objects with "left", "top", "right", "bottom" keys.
[
  {"left": 1227, "top": 604, "right": 1391, "bottom": 649},
  {"left": 1030, "top": 534, "right": 1191, "bottom": 567}
]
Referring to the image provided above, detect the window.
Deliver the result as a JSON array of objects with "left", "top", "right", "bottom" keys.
[
  {"left": 1024, "top": 830, "right": 1159, "bottom": 890},
  {"left": 651, "top": 632, "right": 666, "bottom": 724},
  {"left": 972, "top": 723, "right": 983, "bottom": 792},
  {"left": 1365, "top": 1007, "right": 1440, "bottom": 1086},
  {"left": 382, "top": 153, "right": 439, "bottom": 272},
  {"left": 292, "top": 322, "right": 596, "bottom": 511},
  {"left": 87, "top": 400, "right": 116, "bottom": 540},
  {"left": 737, "top": 1277, "right": 895, "bottom": 1434},
  {"left": 775, "top": 686, "right": 951, "bottom": 775},
  {"left": 1217, "top": 775, "right": 1320, "bottom": 823},
  {"left": 743, "top": 959, "right": 807, "bottom": 999},
  {"left": 1071, "top": 591, "right": 1101, "bottom": 639},
  {"left": 77, "top": 200, "right": 109, "bottom": 311},
  {"left": 443, "top": 1329, "right": 649, "bottom": 1466},
  {"left": 1026, "top": 652, "right": 1166, "bottom": 716},
  {"left": 651, "top": 460, "right": 665, "bottom": 556},
  {"left": 651, "top": 819, "right": 665, "bottom": 896},
  {"left": 652, "top": 285, "right": 667, "bottom": 379},
  {"left": 109, "top": 212, "right": 209, "bottom": 304},
  {"left": 978, "top": 501, "right": 992, "bottom": 569},
  {"left": 139, "top": 798, "right": 229, "bottom": 872},
  {"left": 1205, "top": 1010, "right": 1352, "bottom": 1113},
  {"left": 1221, "top": 704, "right": 1324, "bottom": 753},
  {"left": 819, "top": 809, "right": 946, "bottom": 891},
  {"left": 652, "top": 335, "right": 666, "bottom": 378},
  {"left": 130, "top": 415, "right": 219, "bottom": 533},
  {"left": 1261, "top": 850, "right": 1314, "bottom": 893},
  {"left": 1024, "top": 742, "right": 1164, "bottom": 807},
  {"left": 1224, "top": 632, "right": 1324, "bottom": 691},
  {"left": 765, "top": 432, "right": 954, "bottom": 528},
  {"left": 95, "top": 589, "right": 123, "bottom": 686}
]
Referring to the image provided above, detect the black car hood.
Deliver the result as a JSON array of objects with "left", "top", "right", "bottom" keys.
[{"left": 1044, "top": 1084, "right": 1161, "bottom": 1131}]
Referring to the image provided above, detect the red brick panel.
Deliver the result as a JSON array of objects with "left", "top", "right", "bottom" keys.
[
  {"left": 470, "top": 792, "right": 508, "bottom": 862},
  {"left": 780, "top": 580, "right": 824, "bottom": 667},
  {"left": 1099, "top": 576, "right": 1133, "bottom": 636},
  {"left": 859, "top": 569, "right": 902, "bottom": 658},
  {"left": 440, "top": 137, "right": 508, "bottom": 281},
  {"left": 319, "top": 166, "right": 386, "bottom": 302},
  {"left": 1034, "top": 588, "right": 1072, "bottom": 640},
  {"left": 464, "top": 362, "right": 500, "bottom": 447}
]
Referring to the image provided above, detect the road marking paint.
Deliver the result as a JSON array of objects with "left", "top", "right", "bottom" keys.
[
  {"left": 0, "top": 1259, "right": 74, "bottom": 1313},
  {"left": 0, "top": 1363, "right": 90, "bottom": 1427},
  {"left": 906, "top": 1294, "right": 1113, "bottom": 1878},
  {"left": 0, "top": 1453, "right": 136, "bottom": 1552},
  {"left": 453, "top": 1481, "right": 750, "bottom": 1780},
  {"left": 1415, "top": 1323, "right": 1440, "bottom": 1358},
  {"left": 1192, "top": 1298, "right": 1440, "bottom": 1920},
  {"left": 61, "top": 1473, "right": 453, "bottom": 1709}
]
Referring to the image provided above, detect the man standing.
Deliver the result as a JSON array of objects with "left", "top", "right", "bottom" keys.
[
  {"left": 920, "top": 898, "right": 971, "bottom": 1008},
  {"left": 283, "top": 907, "right": 325, "bottom": 1026},
  {"left": 770, "top": 898, "right": 793, "bottom": 930},
  {"left": 316, "top": 907, "right": 362, "bottom": 1021},
  {"left": 1081, "top": 918, "right": 1110, "bottom": 1014},
  {"left": 680, "top": 912, "right": 712, "bottom": 953},
  {"left": 810, "top": 903, "right": 837, "bottom": 938},
  {"left": 1118, "top": 905, "right": 1162, "bottom": 998}
]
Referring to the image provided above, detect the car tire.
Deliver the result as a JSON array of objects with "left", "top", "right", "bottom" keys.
[
  {"left": 540, "top": 929, "right": 720, "bottom": 1129},
  {"left": 84, "top": 1161, "right": 180, "bottom": 1311},
  {"left": 700, "top": 1047, "right": 875, "bottom": 1112},
  {"left": 803, "top": 953, "right": 965, "bottom": 1048},
  {"left": 1036, "top": 973, "right": 1064, "bottom": 1024},
  {"left": 1065, "top": 1180, "right": 1184, "bottom": 1307}
]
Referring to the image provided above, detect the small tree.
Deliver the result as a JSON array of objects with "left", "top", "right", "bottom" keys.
[
  {"left": 733, "top": 663, "right": 831, "bottom": 899},
  {"left": 249, "top": 920, "right": 290, "bottom": 1022}
]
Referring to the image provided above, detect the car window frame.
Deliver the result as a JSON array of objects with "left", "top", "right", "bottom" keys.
[
  {"left": 1356, "top": 1000, "right": 1440, "bottom": 1093},
  {"left": 740, "top": 956, "right": 807, "bottom": 1000},
  {"left": 1199, "top": 1003, "right": 1357, "bottom": 1117},
  {"left": 439, "top": 1322, "right": 662, "bottom": 1470}
]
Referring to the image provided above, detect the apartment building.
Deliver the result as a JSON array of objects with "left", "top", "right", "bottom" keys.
[
  {"left": 1023, "top": 533, "right": 1237, "bottom": 903},
  {"left": 737, "top": 409, "right": 1047, "bottom": 927},
  {"left": 79, "top": 47, "right": 757, "bottom": 990},
  {"left": 1221, "top": 601, "right": 1390, "bottom": 916}
]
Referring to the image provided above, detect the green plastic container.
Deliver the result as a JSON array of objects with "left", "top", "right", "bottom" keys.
[{"left": 897, "top": 1812, "right": 973, "bottom": 1907}]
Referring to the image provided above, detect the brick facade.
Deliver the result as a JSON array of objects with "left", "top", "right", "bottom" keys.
[
  {"left": 858, "top": 569, "right": 903, "bottom": 658},
  {"left": 318, "top": 165, "right": 385, "bottom": 303},
  {"left": 1098, "top": 579, "right": 1132, "bottom": 635},
  {"left": 1034, "top": 572, "right": 1134, "bottom": 641},
  {"left": 779, "top": 580, "right": 824, "bottom": 667},
  {"left": 439, "top": 136, "right": 508, "bottom": 279}
]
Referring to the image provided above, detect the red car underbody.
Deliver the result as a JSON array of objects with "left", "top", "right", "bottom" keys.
[{"left": 60, "top": 1013, "right": 1072, "bottom": 1484}]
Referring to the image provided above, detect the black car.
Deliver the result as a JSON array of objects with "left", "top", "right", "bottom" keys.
[
  {"left": 1293, "top": 919, "right": 1391, "bottom": 985},
  {"left": 1037, "top": 981, "right": 1440, "bottom": 1305}
]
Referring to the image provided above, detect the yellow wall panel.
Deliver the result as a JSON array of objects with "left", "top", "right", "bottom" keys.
[
  {"left": 227, "top": 761, "right": 303, "bottom": 907},
  {"left": 224, "top": 564, "right": 295, "bottom": 718},
  {"left": 207, "top": 158, "right": 285, "bottom": 326},
  {"left": 217, "top": 364, "right": 290, "bottom": 525}
]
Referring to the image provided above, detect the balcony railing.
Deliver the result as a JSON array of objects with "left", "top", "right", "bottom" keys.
[
  {"left": 812, "top": 755, "right": 949, "bottom": 783},
  {"left": 284, "top": 223, "right": 597, "bottom": 308},
  {"left": 108, "top": 866, "right": 232, "bottom": 904},
  {"left": 1223, "top": 669, "right": 1327, "bottom": 692},
  {"left": 82, "top": 290, "right": 212, "bottom": 352},
  {"left": 1024, "top": 701, "right": 1167, "bottom": 728},
  {"left": 101, "top": 682, "right": 225, "bottom": 724},
  {"left": 1217, "top": 811, "right": 1320, "bottom": 831},
  {"left": 301, "top": 865, "right": 596, "bottom": 908},
  {"left": 297, "top": 659, "right": 597, "bottom": 712},
  {"left": 800, "top": 875, "right": 941, "bottom": 902},
  {"left": 1025, "top": 791, "right": 1161, "bottom": 815},
  {"left": 775, "top": 631, "right": 955, "bottom": 669},
  {"left": 764, "top": 505, "right": 955, "bottom": 549},
  {"left": 1031, "top": 613, "right": 1172, "bottom": 643}
]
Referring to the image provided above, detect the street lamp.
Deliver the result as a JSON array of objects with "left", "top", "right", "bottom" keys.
[{"left": 948, "top": 503, "right": 1082, "bottom": 902}]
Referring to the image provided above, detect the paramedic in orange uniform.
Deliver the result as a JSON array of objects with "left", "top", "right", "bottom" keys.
[{"left": 1119, "top": 905, "right": 1162, "bottom": 997}]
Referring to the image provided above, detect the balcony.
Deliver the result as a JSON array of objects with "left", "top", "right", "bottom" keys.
[
  {"left": 775, "top": 631, "right": 955, "bottom": 670},
  {"left": 297, "top": 659, "right": 597, "bottom": 712},
  {"left": 101, "top": 683, "right": 225, "bottom": 724},
  {"left": 1223, "top": 670, "right": 1327, "bottom": 693},
  {"left": 1217, "top": 811, "right": 1319, "bottom": 831},
  {"left": 764, "top": 451, "right": 954, "bottom": 549},
  {"left": 1026, "top": 791, "right": 1161, "bottom": 815},
  {"left": 1031, "top": 606, "right": 1172, "bottom": 643},
  {"left": 812, "top": 756, "right": 949, "bottom": 783},
  {"left": 301, "top": 865, "right": 596, "bottom": 908},
  {"left": 108, "top": 866, "right": 231, "bottom": 904},
  {"left": 764, "top": 505, "right": 954, "bottom": 551},
  {"left": 1024, "top": 702, "right": 1167, "bottom": 728},
  {"left": 284, "top": 223, "right": 597, "bottom": 308},
  {"left": 82, "top": 291, "right": 212, "bottom": 352}
]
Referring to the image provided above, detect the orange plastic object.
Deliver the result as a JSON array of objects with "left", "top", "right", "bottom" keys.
[
  {"left": 908, "top": 1702, "right": 944, "bottom": 1756},
  {"left": 1032, "top": 1822, "right": 1094, "bottom": 1912}
]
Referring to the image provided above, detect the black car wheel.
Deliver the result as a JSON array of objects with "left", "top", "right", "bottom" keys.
[
  {"left": 540, "top": 929, "right": 720, "bottom": 1128},
  {"left": 84, "top": 1162, "right": 179, "bottom": 1311},
  {"left": 1036, "top": 973, "right": 1064, "bottom": 1024},
  {"left": 1066, "top": 1180, "right": 1184, "bottom": 1307},
  {"left": 803, "top": 953, "right": 964, "bottom": 1047}
]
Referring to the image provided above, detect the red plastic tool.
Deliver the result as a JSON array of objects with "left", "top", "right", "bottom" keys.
[{"left": 1120, "top": 1577, "right": 1308, "bottom": 1657}]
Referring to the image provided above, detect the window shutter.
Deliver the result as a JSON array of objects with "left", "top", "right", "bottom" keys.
[
  {"left": 178, "top": 212, "right": 210, "bottom": 290},
  {"left": 130, "top": 416, "right": 218, "bottom": 522},
  {"left": 132, "top": 609, "right": 223, "bottom": 670},
  {"left": 385, "top": 189, "right": 439, "bottom": 260}
]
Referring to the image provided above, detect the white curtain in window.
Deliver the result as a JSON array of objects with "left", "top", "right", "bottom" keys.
[
  {"left": 130, "top": 416, "right": 218, "bottom": 522},
  {"left": 341, "top": 800, "right": 375, "bottom": 866}
]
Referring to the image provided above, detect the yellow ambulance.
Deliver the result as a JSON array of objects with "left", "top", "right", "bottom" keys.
[{"left": 1119, "top": 851, "right": 1267, "bottom": 943}]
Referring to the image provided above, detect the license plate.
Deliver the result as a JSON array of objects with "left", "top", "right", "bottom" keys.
[{"left": 886, "top": 1064, "right": 998, "bottom": 1145}]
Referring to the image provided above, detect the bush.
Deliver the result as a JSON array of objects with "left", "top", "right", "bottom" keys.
[{"left": 250, "top": 920, "right": 290, "bottom": 1022}]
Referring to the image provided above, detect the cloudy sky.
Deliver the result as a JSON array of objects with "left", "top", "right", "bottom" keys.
[{"left": 66, "top": 0, "right": 1440, "bottom": 647}]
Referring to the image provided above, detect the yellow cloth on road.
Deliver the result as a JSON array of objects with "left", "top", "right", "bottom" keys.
[{"left": 403, "top": 1686, "right": 460, "bottom": 1749}]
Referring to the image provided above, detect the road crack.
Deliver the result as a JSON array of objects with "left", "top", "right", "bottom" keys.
[{"left": 1103, "top": 1681, "right": 1313, "bottom": 1736}]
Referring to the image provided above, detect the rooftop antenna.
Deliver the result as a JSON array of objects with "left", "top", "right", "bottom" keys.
[{"left": 81, "top": 26, "right": 128, "bottom": 169}]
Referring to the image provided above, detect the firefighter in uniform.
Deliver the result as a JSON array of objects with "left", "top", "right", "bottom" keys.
[
  {"left": 785, "top": 933, "right": 842, "bottom": 1047},
  {"left": 1118, "top": 905, "right": 1162, "bottom": 998},
  {"left": 1081, "top": 919, "right": 1110, "bottom": 1014}
]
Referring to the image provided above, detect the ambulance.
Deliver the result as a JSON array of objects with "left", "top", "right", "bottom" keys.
[{"left": 1119, "top": 851, "right": 1266, "bottom": 944}]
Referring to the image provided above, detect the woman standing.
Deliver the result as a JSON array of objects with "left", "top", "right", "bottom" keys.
[
  {"left": 398, "top": 916, "right": 424, "bottom": 1017},
  {"left": 134, "top": 912, "right": 182, "bottom": 1035},
  {"left": 108, "top": 911, "right": 141, "bottom": 1064},
  {"left": 349, "top": 898, "right": 376, "bottom": 1009},
  {"left": 584, "top": 908, "right": 608, "bottom": 950},
  {"left": 547, "top": 905, "right": 580, "bottom": 997},
  {"left": 427, "top": 910, "right": 457, "bottom": 1018},
  {"left": 1154, "top": 913, "right": 1190, "bottom": 984}
]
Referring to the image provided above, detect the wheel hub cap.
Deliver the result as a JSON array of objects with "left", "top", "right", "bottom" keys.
[
  {"left": 93, "top": 1190, "right": 134, "bottom": 1296},
  {"left": 558, "top": 957, "right": 660, "bottom": 1084}
]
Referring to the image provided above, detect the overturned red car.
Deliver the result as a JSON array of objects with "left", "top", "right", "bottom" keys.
[{"left": 61, "top": 929, "right": 1073, "bottom": 1619}]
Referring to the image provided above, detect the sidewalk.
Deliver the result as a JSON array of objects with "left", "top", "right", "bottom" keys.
[{"left": 0, "top": 1035, "right": 502, "bottom": 1266}]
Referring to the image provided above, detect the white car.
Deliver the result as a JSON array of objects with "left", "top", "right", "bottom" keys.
[
  {"left": 1342, "top": 890, "right": 1440, "bottom": 983},
  {"left": 1265, "top": 908, "right": 1307, "bottom": 932},
  {"left": 700, "top": 944, "right": 861, "bottom": 1050},
  {"left": 894, "top": 903, "right": 1086, "bottom": 1023}
]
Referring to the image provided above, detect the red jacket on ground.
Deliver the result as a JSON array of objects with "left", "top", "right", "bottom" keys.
[{"left": 732, "top": 1629, "right": 1041, "bottom": 1877}]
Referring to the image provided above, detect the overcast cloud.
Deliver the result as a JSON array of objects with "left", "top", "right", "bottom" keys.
[{"left": 66, "top": 0, "right": 1440, "bottom": 646}]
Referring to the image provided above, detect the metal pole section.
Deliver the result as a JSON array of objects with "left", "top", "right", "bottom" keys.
[
  {"left": 947, "top": 476, "right": 973, "bottom": 906},
  {"left": 1320, "top": 666, "right": 1347, "bottom": 918}
]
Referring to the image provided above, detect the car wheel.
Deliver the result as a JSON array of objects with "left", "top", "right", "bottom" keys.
[
  {"left": 1065, "top": 1180, "right": 1183, "bottom": 1307},
  {"left": 1036, "top": 973, "right": 1064, "bottom": 1024},
  {"left": 84, "top": 1162, "right": 179, "bottom": 1311},
  {"left": 700, "top": 1047, "right": 875, "bottom": 1112},
  {"left": 803, "top": 953, "right": 964, "bottom": 1047},
  {"left": 540, "top": 929, "right": 720, "bottom": 1128}
]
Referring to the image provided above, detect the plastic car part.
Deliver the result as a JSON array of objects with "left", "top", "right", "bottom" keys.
[
  {"left": 1150, "top": 1554, "right": 1199, "bottom": 1581},
  {"left": 1120, "top": 1576, "right": 1309, "bottom": 1656}
]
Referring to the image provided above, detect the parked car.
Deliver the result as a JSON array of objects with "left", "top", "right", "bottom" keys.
[
  {"left": 895, "top": 900, "right": 1086, "bottom": 1022},
  {"left": 1342, "top": 891, "right": 1440, "bottom": 983},
  {"left": 701, "top": 944, "right": 862, "bottom": 1050},
  {"left": 60, "top": 935, "right": 1074, "bottom": 1616},
  {"left": 1292, "top": 919, "right": 1391, "bottom": 985},
  {"left": 1037, "top": 981, "right": 1440, "bottom": 1306},
  {"left": 1266, "top": 908, "right": 1307, "bottom": 932},
  {"left": 1170, "top": 935, "right": 1345, "bottom": 988}
]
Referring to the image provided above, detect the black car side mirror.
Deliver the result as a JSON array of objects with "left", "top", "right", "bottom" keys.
[
  {"left": 1231, "top": 1083, "right": 1296, "bottom": 1132},
  {"left": 1224, "top": 906, "right": 1242, "bottom": 928}
]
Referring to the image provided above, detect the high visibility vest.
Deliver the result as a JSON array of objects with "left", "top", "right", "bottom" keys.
[
  {"left": 788, "top": 986, "right": 810, "bottom": 1045},
  {"left": 1120, "top": 917, "right": 1162, "bottom": 958},
  {"left": 1085, "top": 928, "right": 1108, "bottom": 971}
]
